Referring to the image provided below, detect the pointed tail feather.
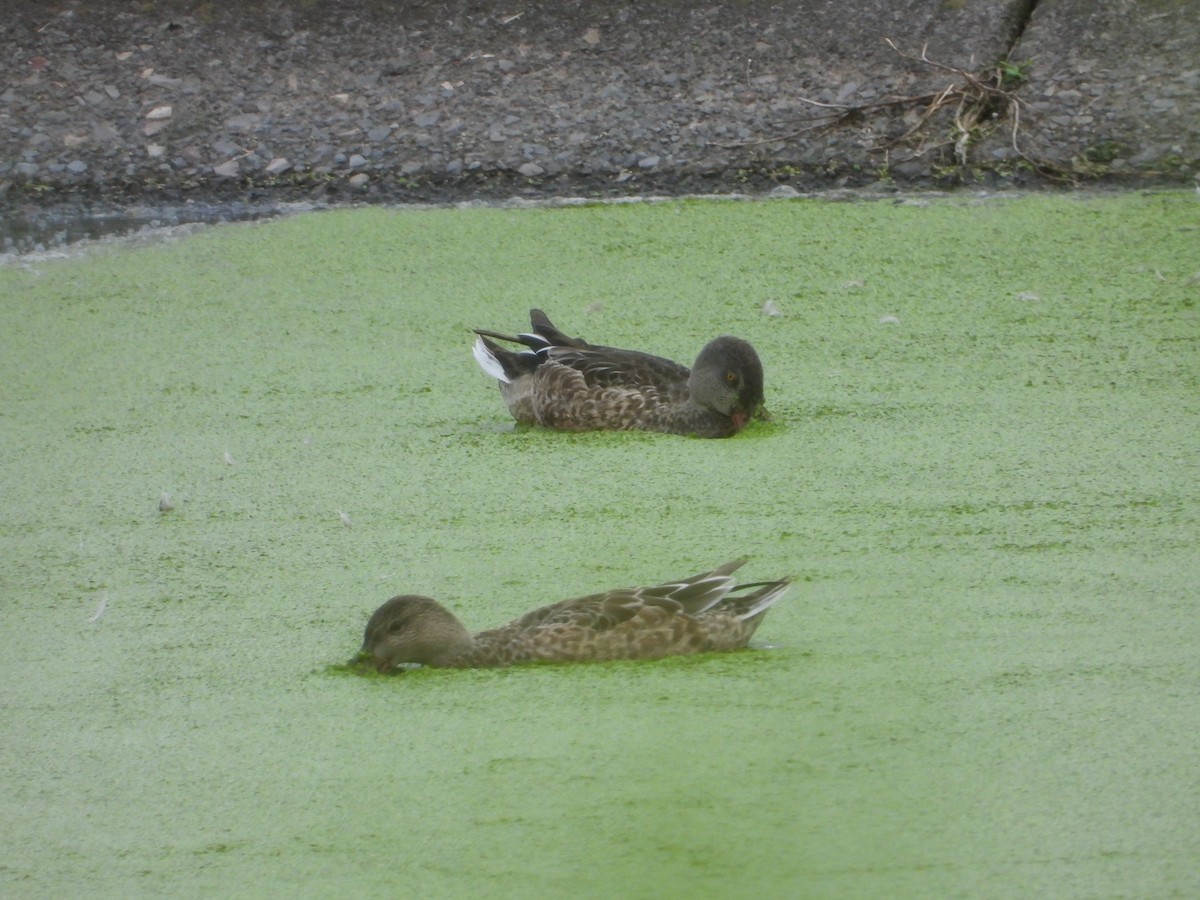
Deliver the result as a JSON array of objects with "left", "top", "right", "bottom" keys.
[
  {"left": 474, "top": 327, "right": 552, "bottom": 351},
  {"left": 729, "top": 579, "right": 791, "bottom": 621},
  {"left": 473, "top": 327, "right": 522, "bottom": 343},
  {"left": 710, "top": 559, "right": 748, "bottom": 578}
]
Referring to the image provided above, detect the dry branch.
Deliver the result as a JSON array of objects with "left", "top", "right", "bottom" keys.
[{"left": 711, "top": 39, "right": 1078, "bottom": 182}]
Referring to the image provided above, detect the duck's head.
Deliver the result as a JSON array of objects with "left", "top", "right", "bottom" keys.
[
  {"left": 689, "top": 336, "right": 765, "bottom": 433},
  {"left": 359, "top": 595, "right": 473, "bottom": 671}
]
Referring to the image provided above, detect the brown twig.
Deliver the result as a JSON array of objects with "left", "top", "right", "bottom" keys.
[
  {"left": 710, "top": 90, "right": 949, "bottom": 149},
  {"left": 881, "top": 40, "right": 1079, "bottom": 181},
  {"left": 710, "top": 38, "right": 1083, "bottom": 183}
]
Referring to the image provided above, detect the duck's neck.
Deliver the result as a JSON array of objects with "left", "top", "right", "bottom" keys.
[
  {"left": 672, "top": 402, "right": 737, "bottom": 438},
  {"left": 424, "top": 625, "right": 477, "bottom": 667}
]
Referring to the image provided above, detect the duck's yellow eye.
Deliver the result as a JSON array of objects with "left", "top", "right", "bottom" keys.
[{"left": 725, "top": 371, "right": 738, "bottom": 384}]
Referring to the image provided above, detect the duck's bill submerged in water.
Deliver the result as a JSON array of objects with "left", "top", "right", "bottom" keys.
[{"left": 357, "top": 559, "right": 790, "bottom": 671}]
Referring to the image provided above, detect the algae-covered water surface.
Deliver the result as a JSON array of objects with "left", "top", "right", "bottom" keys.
[{"left": 2, "top": 192, "right": 1198, "bottom": 897}]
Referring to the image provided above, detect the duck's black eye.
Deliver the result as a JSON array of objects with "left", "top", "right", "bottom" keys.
[{"left": 387, "top": 619, "right": 405, "bottom": 634}]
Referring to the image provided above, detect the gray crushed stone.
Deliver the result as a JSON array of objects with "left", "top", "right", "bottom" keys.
[{"left": 1, "top": 0, "right": 1196, "bottom": 246}]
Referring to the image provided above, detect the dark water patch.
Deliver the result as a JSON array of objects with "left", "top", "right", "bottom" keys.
[{"left": 0, "top": 199, "right": 316, "bottom": 257}]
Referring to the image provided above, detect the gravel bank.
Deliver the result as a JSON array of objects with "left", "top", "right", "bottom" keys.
[{"left": 3, "top": 0, "right": 1197, "bottom": 247}]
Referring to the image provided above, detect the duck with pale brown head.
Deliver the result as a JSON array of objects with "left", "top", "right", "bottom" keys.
[{"left": 356, "top": 560, "right": 790, "bottom": 671}]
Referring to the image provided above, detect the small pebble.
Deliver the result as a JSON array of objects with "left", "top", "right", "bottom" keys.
[{"left": 767, "top": 185, "right": 801, "bottom": 199}]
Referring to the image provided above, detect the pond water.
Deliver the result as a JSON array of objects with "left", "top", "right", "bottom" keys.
[
  {"left": 2, "top": 192, "right": 1197, "bottom": 896},
  {"left": 0, "top": 199, "right": 304, "bottom": 256}
]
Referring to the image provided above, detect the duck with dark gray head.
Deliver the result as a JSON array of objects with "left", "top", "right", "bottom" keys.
[{"left": 472, "top": 309, "right": 766, "bottom": 437}]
